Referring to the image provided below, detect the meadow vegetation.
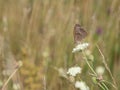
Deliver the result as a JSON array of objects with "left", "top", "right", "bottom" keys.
[{"left": 0, "top": 0, "right": 120, "bottom": 90}]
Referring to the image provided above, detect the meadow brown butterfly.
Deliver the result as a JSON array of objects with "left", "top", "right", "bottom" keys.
[{"left": 74, "top": 24, "right": 87, "bottom": 44}]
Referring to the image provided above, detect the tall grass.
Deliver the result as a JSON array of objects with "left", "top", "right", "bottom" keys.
[{"left": 0, "top": 0, "right": 120, "bottom": 90}]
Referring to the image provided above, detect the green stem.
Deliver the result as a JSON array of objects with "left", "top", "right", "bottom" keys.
[
  {"left": 101, "top": 82, "right": 109, "bottom": 90},
  {"left": 82, "top": 51, "right": 108, "bottom": 90},
  {"left": 98, "top": 83, "right": 106, "bottom": 90},
  {"left": 82, "top": 52, "right": 97, "bottom": 76},
  {"left": 103, "top": 80, "right": 117, "bottom": 89}
]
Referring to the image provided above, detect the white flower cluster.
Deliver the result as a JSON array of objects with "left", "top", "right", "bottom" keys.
[
  {"left": 75, "top": 81, "right": 89, "bottom": 90},
  {"left": 67, "top": 66, "right": 82, "bottom": 77},
  {"left": 72, "top": 43, "right": 89, "bottom": 53},
  {"left": 67, "top": 66, "right": 90, "bottom": 90},
  {"left": 96, "top": 66, "right": 105, "bottom": 75}
]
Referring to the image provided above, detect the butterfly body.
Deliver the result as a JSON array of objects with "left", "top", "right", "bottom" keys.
[{"left": 74, "top": 24, "right": 87, "bottom": 44}]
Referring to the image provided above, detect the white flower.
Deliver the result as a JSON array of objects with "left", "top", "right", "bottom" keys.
[
  {"left": 96, "top": 66, "right": 105, "bottom": 75},
  {"left": 75, "top": 81, "right": 89, "bottom": 90},
  {"left": 13, "top": 83, "right": 20, "bottom": 90},
  {"left": 67, "top": 66, "right": 82, "bottom": 76},
  {"left": 58, "top": 68, "right": 67, "bottom": 78},
  {"left": 72, "top": 43, "right": 89, "bottom": 53},
  {"left": 18, "top": 60, "right": 23, "bottom": 67}
]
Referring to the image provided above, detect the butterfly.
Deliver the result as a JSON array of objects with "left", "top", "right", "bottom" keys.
[{"left": 73, "top": 24, "right": 88, "bottom": 44}]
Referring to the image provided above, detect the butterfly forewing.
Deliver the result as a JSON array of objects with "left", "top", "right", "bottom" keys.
[{"left": 74, "top": 24, "right": 87, "bottom": 44}]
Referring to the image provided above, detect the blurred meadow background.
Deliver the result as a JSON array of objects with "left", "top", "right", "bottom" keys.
[{"left": 0, "top": 0, "right": 120, "bottom": 90}]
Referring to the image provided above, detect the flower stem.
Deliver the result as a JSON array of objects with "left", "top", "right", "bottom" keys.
[
  {"left": 101, "top": 82, "right": 109, "bottom": 90},
  {"left": 96, "top": 45, "right": 117, "bottom": 90},
  {"left": 83, "top": 51, "right": 109, "bottom": 90},
  {"left": 98, "top": 83, "right": 106, "bottom": 90},
  {"left": 82, "top": 51, "right": 97, "bottom": 76}
]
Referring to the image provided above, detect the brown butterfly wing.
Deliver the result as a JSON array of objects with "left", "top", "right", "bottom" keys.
[{"left": 74, "top": 24, "right": 87, "bottom": 44}]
